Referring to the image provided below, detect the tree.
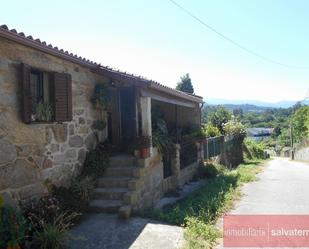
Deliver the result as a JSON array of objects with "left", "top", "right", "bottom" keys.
[
  {"left": 223, "top": 118, "right": 247, "bottom": 142},
  {"left": 233, "top": 108, "right": 243, "bottom": 118},
  {"left": 223, "top": 118, "right": 247, "bottom": 166},
  {"left": 209, "top": 106, "right": 232, "bottom": 134},
  {"left": 176, "top": 73, "right": 194, "bottom": 94},
  {"left": 202, "top": 123, "right": 220, "bottom": 137},
  {"left": 306, "top": 117, "right": 309, "bottom": 138},
  {"left": 291, "top": 106, "right": 309, "bottom": 141}
]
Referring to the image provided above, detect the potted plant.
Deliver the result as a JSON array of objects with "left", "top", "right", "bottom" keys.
[
  {"left": 33, "top": 102, "right": 53, "bottom": 122},
  {"left": 134, "top": 136, "right": 151, "bottom": 158}
]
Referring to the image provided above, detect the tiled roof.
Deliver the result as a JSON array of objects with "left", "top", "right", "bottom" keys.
[{"left": 0, "top": 24, "right": 203, "bottom": 103}]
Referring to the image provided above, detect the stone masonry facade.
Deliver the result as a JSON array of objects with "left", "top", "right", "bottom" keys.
[
  {"left": 0, "top": 36, "right": 109, "bottom": 202},
  {"left": 130, "top": 144, "right": 203, "bottom": 211},
  {"left": 0, "top": 31, "right": 204, "bottom": 211}
]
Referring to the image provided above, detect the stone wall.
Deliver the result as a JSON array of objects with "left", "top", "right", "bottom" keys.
[
  {"left": 132, "top": 143, "right": 202, "bottom": 212},
  {"left": 178, "top": 162, "right": 199, "bottom": 187},
  {"left": 294, "top": 147, "right": 309, "bottom": 162},
  {"left": 0, "top": 37, "right": 109, "bottom": 202},
  {"left": 132, "top": 148, "right": 164, "bottom": 211}
]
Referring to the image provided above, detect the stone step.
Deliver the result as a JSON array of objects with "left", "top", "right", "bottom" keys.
[
  {"left": 89, "top": 199, "right": 122, "bottom": 213},
  {"left": 109, "top": 155, "right": 136, "bottom": 168},
  {"left": 118, "top": 205, "right": 132, "bottom": 219},
  {"left": 104, "top": 166, "right": 137, "bottom": 177},
  {"left": 97, "top": 176, "right": 132, "bottom": 188},
  {"left": 93, "top": 187, "right": 128, "bottom": 200}
]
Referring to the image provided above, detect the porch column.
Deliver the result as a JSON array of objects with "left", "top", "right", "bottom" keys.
[
  {"left": 140, "top": 97, "right": 152, "bottom": 152},
  {"left": 172, "top": 144, "right": 181, "bottom": 188}
]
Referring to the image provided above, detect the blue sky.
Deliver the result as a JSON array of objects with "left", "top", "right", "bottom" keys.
[{"left": 2, "top": 0, "right": 309, "bottom": 102}]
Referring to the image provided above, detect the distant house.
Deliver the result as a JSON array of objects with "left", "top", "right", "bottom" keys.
[
  {"left": 0, "top": 24, "right": 204, "bottom": 213},
  {"left": 247, "top": 128, "right": 274, "bottom": 141}
]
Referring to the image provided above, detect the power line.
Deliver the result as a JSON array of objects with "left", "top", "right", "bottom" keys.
[{"left": 168, "top": 0, "right": 309, "bottom": 69}]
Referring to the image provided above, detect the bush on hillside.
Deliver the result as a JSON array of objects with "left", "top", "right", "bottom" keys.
[{"left": 244, "top": 139, "right": 266, "bottom": 159}]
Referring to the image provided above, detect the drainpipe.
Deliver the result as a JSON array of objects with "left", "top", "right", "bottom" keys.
[{"left": 199, "top": 101, "right": 205, "bottom": 127}]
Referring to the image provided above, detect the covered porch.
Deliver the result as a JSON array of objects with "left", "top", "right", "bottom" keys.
[
  {"left": 92, "top": 68, "right": 204, "bottom": 211},
  {"left": 137, "top": 85, "right": 204, "bottom": 186}
]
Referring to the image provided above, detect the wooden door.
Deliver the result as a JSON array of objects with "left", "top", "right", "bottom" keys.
[
  {"left": 108, "top": 88, "right": 121, "bottom": 148},
  {"left": 120, "top": 86, "right": 137, "bottom": 147}
]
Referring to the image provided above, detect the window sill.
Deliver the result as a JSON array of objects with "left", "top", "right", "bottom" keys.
[{"left": 29, "top": 121, "right": 56, "bottom": 125}]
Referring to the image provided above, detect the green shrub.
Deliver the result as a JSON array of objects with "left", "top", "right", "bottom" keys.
[
  {"left": 48, "top": 177, "right": 94, "bottom": 214},
  {"left": 152, "top": 132, "right": 174, "bottom": 153},
  {"left": 23, "top": 194, "right": 78, "bottom": 248},
  {"left": 51, "top": 186, "right": 86, "bottom": 213},
  {"left": 197, "top": 163, "right": 220, "bottom": 179},
  {"left": 32, "top": 211, "right": 79, "bottom": 249},
  {"left": 71, "top": 176, "right": 95, "bottom": 203},
  {"left": 0, "top": 206, "right": 28, "bottom": 248},
  {"left": 223, "top": 118, "right": 246, "bottom": 141},
  {"left": 23, "top": 196, "right": 62, "bottom": 232},
  {"left": 245, "top": 139, "right": 265, "bottom": 159},
  {"left": 201, "top": 123, "right": 221, "bottom": 137},
  {"left": 82, "top": 149, "right": 109, "bottom": 177},
  {"left": 184, "top": 217, "right": 220, "bottom": 249},
  {"left": 33, "top": 223, "right": 64, "bottom": 249}
]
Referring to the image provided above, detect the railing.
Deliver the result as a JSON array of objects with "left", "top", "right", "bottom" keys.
[
  {"left": 163, "top": 152, "right": 173, "bottom": 178},
  {"left": 225, "top": 135, "right": 236, "bottom": 152},
  {"left": 204, "top": 136, "right": 222, "bottom": 159}
]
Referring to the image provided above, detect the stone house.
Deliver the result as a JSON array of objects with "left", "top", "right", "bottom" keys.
[{"left": 0, "top": 24, "right": 203, "bottom": 212}]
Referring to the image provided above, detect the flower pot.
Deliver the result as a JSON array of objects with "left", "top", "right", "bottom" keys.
[
  {"left": 7, "top": 245, "right": 21, "bottom": 249},
  {"left": 140, "top": 147, "right": 150, "bottom": 158}
]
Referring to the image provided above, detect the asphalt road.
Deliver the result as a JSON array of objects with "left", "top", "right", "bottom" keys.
[
  {"left": 218, "top": 157, "right": 309, "bottom": 249},
  {"left": 231, "top": 157, "right": 309, "bottom": 214}
]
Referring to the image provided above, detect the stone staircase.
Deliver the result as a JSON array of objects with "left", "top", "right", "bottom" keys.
[{"left": 89, "top": 154, "right": 143, "bottom": 217}]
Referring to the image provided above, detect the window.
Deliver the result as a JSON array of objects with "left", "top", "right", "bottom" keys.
[{"left": 21, "top": 63, "right": 72, "bottom": 123}]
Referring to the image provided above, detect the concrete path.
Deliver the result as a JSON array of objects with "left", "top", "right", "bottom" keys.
[
  {"left": 217, "top": 157, "right": 309, "bottom": 249},
  {"left": 68, "top": 214, "right": 184, "bottom": 249}
]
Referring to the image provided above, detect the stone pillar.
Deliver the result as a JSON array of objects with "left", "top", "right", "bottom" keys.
[
  {"left": 196, "top": 141, "right": 204, "bottom": 162},
  {"left": 140, "top": 97, "right": 152, "bottom": 153},
  {"left": 172, "top": 144, "right": 181, "bottom": 188},
  {"left": 200, "top": 141, "right": 205, "bottom": 161},
  {"left": 219, "top": 136, "right": 227, "bottom": 166}
]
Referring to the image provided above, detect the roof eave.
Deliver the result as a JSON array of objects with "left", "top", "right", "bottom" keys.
[{"left": 149, "top": 82, "right": 203, "bottom": 103}]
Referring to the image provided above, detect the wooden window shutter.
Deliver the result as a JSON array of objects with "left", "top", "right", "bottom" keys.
[
  {"left": 54, "top": 72, "right": 72, "bottom": 122},
  {"left": 21, "top": 63, "right": 32, "bottom": 123}
]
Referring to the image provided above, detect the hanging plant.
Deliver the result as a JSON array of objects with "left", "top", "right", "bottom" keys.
[
  {"left": 91, "top": 83, "right": 110, "bottom": 110},
  {"left": 92, "top": 120, "right": 107, "bottom": 131}
]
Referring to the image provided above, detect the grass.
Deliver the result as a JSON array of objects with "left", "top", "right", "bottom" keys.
[{"left": 147, "top": 159, "right": 266, "bottom": 249}]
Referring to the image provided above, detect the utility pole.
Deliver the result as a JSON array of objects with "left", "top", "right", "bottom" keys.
[{"left": 290, "top": 123, "right": 294, "bottom": 160}]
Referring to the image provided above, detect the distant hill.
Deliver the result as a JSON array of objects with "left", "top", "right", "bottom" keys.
[
  {"left": 205, "top": 98, "right": 297, "bottom": 108},
  {"left": 222, "top": 104, "right": 269, "bottom": 113}
]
